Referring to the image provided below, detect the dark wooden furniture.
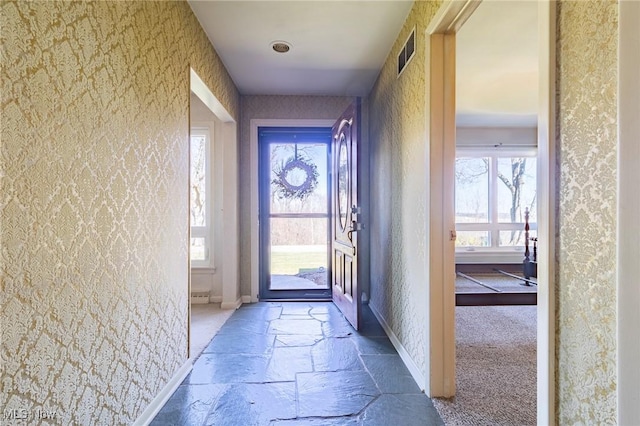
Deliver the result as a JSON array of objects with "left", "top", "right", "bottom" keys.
[
  {"left": 523, "top": 207, "right": 538, "bottom": 281},
  {"left": 456, "top": 291, "right": 536, "bottom": 306}
]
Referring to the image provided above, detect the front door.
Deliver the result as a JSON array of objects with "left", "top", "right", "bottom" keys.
[
  {"left": 258, "top": 127, "right": 332, "bottom": 300},
  {"left": 331, "top": 101, "right": 361, "bottom": 330}
]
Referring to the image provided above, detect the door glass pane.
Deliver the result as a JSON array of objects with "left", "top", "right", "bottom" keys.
[
  {"left": 270, "top": 143, "right": 327, "bottom": 214},
  {"left": 455, "top": 157, "right": 489, "bottom": 223},
  {"left": 269, "top": 217, "right": 328, "bottom": 290},
  {"left": 267, "top": 140, "right": 329, "bottom": 292},
  {"left": 337, "top": 136, "right": 349, "bottom": 230},
  {"left": 497, "top": 157, "right": 537, "bottom": 224}
]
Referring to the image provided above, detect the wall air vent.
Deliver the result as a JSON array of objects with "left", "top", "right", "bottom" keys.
[{"left": 397, "top": 28, "right": 416, "bottom": 77}]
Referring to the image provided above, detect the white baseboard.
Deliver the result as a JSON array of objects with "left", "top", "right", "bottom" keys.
[
  {"left": 369, "top": 304, "right": 426, "bottom": 392},
  {"left": 241, "top": 295, "right": 252, "bottom": 304},
  {"left": 133, "top": 359, "right": 193, "bottom": 426},
  {"left": 209, "top": 295, "right": 222, "bottom": 303},
  {"left": 221, "top": 297, "right": 242, "bottom": 310}
]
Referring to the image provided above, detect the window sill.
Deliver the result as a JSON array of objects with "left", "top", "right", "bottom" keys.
[
  {"left": 190, "top": 266, "right": 217, "bottom": 273},
  {"left": 455, "top": 250, "right": 525, "bottom": 264}
]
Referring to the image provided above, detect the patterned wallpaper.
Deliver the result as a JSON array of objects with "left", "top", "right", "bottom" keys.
[
  {"left": 556, "top": 1, "right": 618, "bottom": 423},
  {"left": 1, "top": 0, "right": 622, "bottom": 423},
  {"left": 1, "top": 1, "right": 238, "bottom": 424},
  {"left": 238, "top": 95, "right": 355, "bottom": 297},
  {"left": 368, "top": 0, "right": 442, "bottom": 378}
]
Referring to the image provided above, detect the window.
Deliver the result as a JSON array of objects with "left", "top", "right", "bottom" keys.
[
  {"left": 190, "top": 127, "right": 211, "bottom": 266},
  {"left": 455, "top": 149, "right": 537, "bottom": 251}
]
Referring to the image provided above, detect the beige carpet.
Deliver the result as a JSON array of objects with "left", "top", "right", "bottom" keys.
[
  {"left": 190, "top": 303, "right": 235, "bottom": 359},
  {"left": 432, "top": 305, "right": 537, "bottom": 426}
]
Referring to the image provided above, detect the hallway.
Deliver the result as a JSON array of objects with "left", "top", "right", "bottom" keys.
[{"left": 151, "top": 302, "right": 443, "bottom": 425}]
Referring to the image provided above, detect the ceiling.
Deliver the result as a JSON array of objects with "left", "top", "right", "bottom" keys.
[
  {"left": 456, "top": 1, "right": 538, "bottom": 127},
  {"left": 188, "top": 0, "right": 413, "bottom": 96},
  {"left": 188, "top": 0, "right": 538, "bottom": 126}
]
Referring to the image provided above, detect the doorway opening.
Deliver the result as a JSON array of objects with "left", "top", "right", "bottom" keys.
[
  {"left": 188, "top": 69, "right": 239, "bottom": 360},
  {"left": 445, "top": 2, "right": 540, "bottom": 421},
  {"left": 258, "top": 127, "right": 332, "bottom": 300}
]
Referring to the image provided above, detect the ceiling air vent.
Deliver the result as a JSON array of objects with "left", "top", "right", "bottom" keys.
[{"left": 397, "top": 28, "right": 416, "bottom": 77}]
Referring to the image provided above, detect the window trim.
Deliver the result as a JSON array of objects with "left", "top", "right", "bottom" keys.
[{"left": 455, "top": 147, "right": 537, "bottom": 252}]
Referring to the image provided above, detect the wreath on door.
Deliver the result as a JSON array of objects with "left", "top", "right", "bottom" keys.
[{"left": 272, "top": 156, "right": 319, "bottom": 200}]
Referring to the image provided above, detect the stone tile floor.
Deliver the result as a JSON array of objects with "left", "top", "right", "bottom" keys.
[{"left": 151, "top": 302, "right": 443, "bottom": 425}]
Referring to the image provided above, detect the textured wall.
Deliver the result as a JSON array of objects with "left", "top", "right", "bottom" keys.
[
  {"left": 556, "top": 1, "right": 618, "bottom": 423},
  {"left": 1, "top": 1, "right": 238, "bottom": 424},
  {"left": 368, "top": 1, "right": 441, "bottom": 377},
  {"left": 238, "top": 95, "right": 355, "bottom": 297}
]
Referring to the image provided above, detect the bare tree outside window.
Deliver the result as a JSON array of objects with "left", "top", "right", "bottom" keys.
[
  {"left": 455, "top": 154, "right": 536, "bottom": 248},
  {"left": 190, "top": 134, "right": 207, "bottom": 227},
  {"left": 455, "top": 157, "right": 489, "bottom": 224},
  {"left": 497, "top": 157, "right": 536, "bottom": 245}
]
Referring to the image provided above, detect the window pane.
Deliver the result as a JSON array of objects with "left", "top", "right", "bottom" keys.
[
  {"left": 190, "top": 134, "right": 207, "bottom": 227},
  {"left": 455, "top": 157, "right": 489, "bottom": 223},
  {"left": 190, "top": 237, "right": 206, "bottom": 261},
  {"left": 456, "top": 231, "right": 491, "bottom": 248},
  {"left": 499, "top": 229, "right": 537, "bottom": 247},
  {"left": 270, "top": 143, "right": 328, "bottom": 214},
  {"left": 497, "top": 157, "right": 537, "bottom": 224}
]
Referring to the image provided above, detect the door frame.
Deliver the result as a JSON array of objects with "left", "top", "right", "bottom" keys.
[
  {"left": 250, "top": 119, "right": 336, "bottom": 302},
  {"left": 425, "top": 1, "right": 556, "bottom": 422},
  {"left": 256, "top": 126, "right": 333, "bottom": 300},
  {"left": 618, "top": 0, "right": 640, "bottom": 422},
  {"left": 535, "top": 3, "right": 557, "bottom": 423}
]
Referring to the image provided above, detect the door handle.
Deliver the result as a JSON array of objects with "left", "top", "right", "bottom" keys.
[
  {"left": 349, "top": 220, "right": 363, "bottom": 232},
  {"left": 350, "top": 205, "right": 363, "bottom": 233},
  {"left": 347, "top": 221, "right": 362, "bottom": 249}
]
